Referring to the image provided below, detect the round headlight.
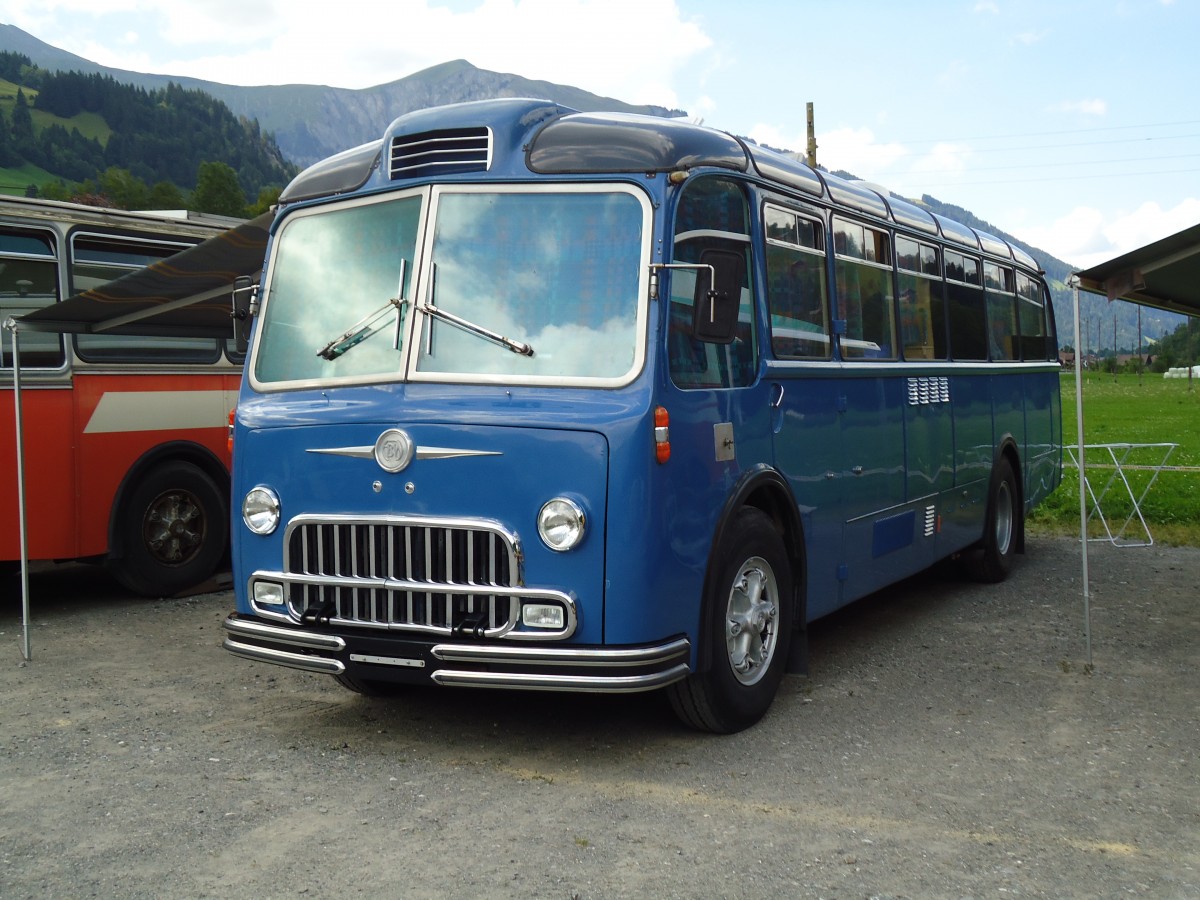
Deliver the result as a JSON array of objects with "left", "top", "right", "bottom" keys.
[
  {"left": 242, "top": 486, "right": 281, "bottom": 535},
  {"left": 537, "top": 497, "right": 586, "bottom": 552}
]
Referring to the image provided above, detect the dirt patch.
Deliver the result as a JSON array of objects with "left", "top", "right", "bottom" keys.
[{"left": 2, "top": 537, "right": 1198, "bottom": 898}]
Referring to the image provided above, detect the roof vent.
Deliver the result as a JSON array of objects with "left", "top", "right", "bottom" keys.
[{"left": 390, "top": 127, "right": 492, "bottom": 180}]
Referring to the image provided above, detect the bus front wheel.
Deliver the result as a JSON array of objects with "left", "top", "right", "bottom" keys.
[
  {"left": 112, "top": 461, "right": 228, "bottom": 597},
  {"left": 668, "top": 508, "right": 793, "bottom": 734}
]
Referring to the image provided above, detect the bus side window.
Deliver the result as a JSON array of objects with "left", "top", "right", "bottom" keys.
[
  {"left": 1016, "top": 272, "right": 1053, "bottom": 360},
  {"left": 766, "top": 205, "right": 830, "bottom": 360},
  {"left": 896, "top": 236, "right": 946, "bottom": 360},
  {"left": 945, "top": 251, "right": 987, "bottom": 360},
  {"left": 0, "top": 230, "right": 64, "bottom": 369},
  {"left": 985, "top": 263, "right": 1018, "bottom": 361},
  {"left": 669, "top": 177, "right": 757, "bottom": 389},
  {"left": 70, "top": 234, "right": 221, "bottom": 364},
  {"left": 833, "top": 217, "right": 895, "bottom": 359}
]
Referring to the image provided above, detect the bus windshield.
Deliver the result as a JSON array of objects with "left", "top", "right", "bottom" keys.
[{"left": 253, "top": 186, "right": 649, "bottom": 387}]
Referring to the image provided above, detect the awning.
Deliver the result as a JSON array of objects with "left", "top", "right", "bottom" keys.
[
  {"left": 1074, "top": 222, "right": 1200, "bottom": 317},
  {"left": 16, "top": 210, "right": 273, "bottom": 339}
]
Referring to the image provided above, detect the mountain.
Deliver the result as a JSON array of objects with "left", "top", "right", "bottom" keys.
[
  {"left": 0, "top": 23, "right": 1179, "bottom": 348},
  {"left": 0, "top": 24, "right": 683, "bottom": 168}
]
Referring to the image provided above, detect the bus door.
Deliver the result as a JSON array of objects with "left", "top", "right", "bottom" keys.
[
  {"left": 1, "top": 225, "right": 77, "bottom": 561},
  {"left": 664, "top": 176, "right": 774, "bottom": 579},
  {"left": 759, "top": 202, "right": 843, "bottom": 619}
]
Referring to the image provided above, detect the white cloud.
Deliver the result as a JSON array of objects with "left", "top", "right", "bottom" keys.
[
  {"left": 1049, "top": 99, "right": 1107, "bottom": 116},
  {"left": 10, "top": 0, "right": 711, "bottom": 105},
  {"left": 1022, "top": 198, "right": 1200, "bottom": 269},
  {"left": 778, "top": 125, "right": 908, "bottom": 180},
  {"left": 1015, "top": 29, "right": 1050, "bottom": 45},
  {"left": 974, "top": 1, "right": 1000, "bottom": 13}
]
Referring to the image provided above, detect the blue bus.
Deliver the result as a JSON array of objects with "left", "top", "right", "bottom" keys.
[{"left": 223, "top": 99, "right": 1061, "bottom": 732}]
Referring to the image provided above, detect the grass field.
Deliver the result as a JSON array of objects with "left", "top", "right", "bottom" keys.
[{"left": 1029, "top": 371, "right": 1200, "bottom": 545}]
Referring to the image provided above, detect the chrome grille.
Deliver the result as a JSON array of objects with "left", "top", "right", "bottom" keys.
[
  {"left": 283, "top": 516, "right": 521, "bottom": 635},
  {"left": 390, "top": 127, "right": 491, "bottom": 180}
]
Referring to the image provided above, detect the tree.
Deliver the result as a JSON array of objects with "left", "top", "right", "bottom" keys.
[
  {"left": 147, "top": 180, "right": 186, "bottom": 210},
  {"left": 190, "top": 161, "right": 246, "bottom": 217},
  {"left": 247, "top": 185, "right": 282, "bottom": 217},
  {"left": 10, "top": 88, "right": 35, "bottom": 156},
  {"left": 96, "top": 167, "right": 150, "bottom": 210}
]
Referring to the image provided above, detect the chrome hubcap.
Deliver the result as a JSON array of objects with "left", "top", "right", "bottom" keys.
[{"left": 725, "top": 557, "right": 779, "bottom": 686}]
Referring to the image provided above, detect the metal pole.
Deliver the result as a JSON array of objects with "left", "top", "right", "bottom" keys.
[
  {"left": 1070, "top": 280, "right": 1092, "bottom": 666},
  {"left": 1138, "top": 305, "right": 1143, "bottom": 385},
  {"left": 4, "top": 317, "right": 32, "bottom": 661}
]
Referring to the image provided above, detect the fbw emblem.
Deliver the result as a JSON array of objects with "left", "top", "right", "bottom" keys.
[{"left": 373, "top": 429, "right": 414, "bottom": 473}]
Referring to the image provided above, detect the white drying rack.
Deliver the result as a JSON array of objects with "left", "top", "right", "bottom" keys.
[{"left": 1065, "top": 442, "right": 1181, "bottom": 547}]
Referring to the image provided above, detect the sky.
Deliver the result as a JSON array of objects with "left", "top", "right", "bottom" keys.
[{"left": 4, "top": 0, "right": 1199, "bottom": 270}]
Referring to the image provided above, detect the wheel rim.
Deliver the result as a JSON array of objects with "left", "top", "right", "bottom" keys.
[
  {"left": 724, "top": 556, "right": 779, "bottom": 686},
  {"left": 142, "top": 489, "right": 206, "bottom": 566},
  {"left": 994, "top": 480, "right": 1014, "bottom": 556}
]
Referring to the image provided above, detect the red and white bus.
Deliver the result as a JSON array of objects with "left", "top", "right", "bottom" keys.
[{"left": 1, "top": 196, "right": 244, "bottom": 595}]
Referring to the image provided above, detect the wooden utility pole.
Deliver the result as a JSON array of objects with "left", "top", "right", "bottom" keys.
[{"left": 806, "top": 102, "right": 818, "bottom": 168}]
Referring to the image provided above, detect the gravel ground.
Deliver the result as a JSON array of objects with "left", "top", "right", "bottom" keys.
[{"left": 2, "top": 536, "right": 1198, "bottom": 899}]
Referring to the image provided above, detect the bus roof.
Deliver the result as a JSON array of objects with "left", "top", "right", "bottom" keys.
[{"left": 276, "top": 98, "right": 1041, "bottom": 272}]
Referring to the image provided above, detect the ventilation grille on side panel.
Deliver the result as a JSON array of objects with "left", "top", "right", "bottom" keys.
[
  {"left": 907, "top": 376, "right": 951, "bottom": 406},
  {"left": 924, "top": 505, "right": 937, "bottom": 538},
  {"left": 390, "top": 127, "right": 492, "bottom": 180}
]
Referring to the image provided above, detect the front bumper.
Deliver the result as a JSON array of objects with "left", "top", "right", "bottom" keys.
[{"left": 222, "top": 613, "right": 691, "bottom": 693}]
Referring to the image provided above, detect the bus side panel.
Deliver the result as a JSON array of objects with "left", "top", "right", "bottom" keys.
[
  {"left": 617, "top": 385, "right": 775, "bottom": 648},
  {"left": 1, "top": 385, "right": 77, "bottom": 560},
  {"left": 766, "top": 368, "right": 843, "bottom": 622},
  {"left": 72, "top": 373, "right": 237, "bottom": 557},
  {"left": 945, "top": 373, "right": 993, "bottom": 549},
  {"left": 904, "top": 374, "right": 955, "bottom": 572},
  {"left": 838, "top": 374, "right": 909, "bottom": 602},
  {"left": 993, "top": 370, "right": 1026, "bottom": 471},
  {"left": 1023, "top": 370, "right": 1062, "bottom": 507}
]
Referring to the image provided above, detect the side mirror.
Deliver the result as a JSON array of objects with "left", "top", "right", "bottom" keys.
[
  {"left": 691, "top": 249, "right": 744, "bottom": 344},
  {"left": 231, "top": 275, "right": 257, "bottom": 354}
]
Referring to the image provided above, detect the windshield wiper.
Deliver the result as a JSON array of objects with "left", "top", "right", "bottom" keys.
[
  {"left": 423, "top": 264, "right": 534, "bottom": 357},
  {"left": 317, "top": 261, "right": 408, "bottom": 361}
]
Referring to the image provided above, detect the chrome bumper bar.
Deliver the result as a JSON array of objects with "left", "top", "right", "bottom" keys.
[{"left": 223, "top": 614, "right": 691, "bottom": 693}]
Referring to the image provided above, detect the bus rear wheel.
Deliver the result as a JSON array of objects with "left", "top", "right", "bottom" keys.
[
  {"left": 668, "top": 508, "right": 792, "bottom": 734},
  {"left": 967, "top": 457, "right": 1019, "bottom": 583},
  {"left": 112, "top": 461, "right": 228, "bottom": 597}
]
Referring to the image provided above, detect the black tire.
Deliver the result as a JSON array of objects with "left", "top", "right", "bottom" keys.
[
  {"left": 111, "top": 461, "right": 228, "bottom": 597},
  {"left": 967, "top": 457, "right": 1020, "bottom": 583},
  {"left": 334, "top": 673, "right": 409, "bottom": 697},
  {"left": 668, "top": 508, "right": 793, "bottom": 734}
]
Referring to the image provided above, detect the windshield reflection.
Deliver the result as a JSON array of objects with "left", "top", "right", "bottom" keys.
[{"left": 253, "top": 187, "right": 646, "bottom": 386}]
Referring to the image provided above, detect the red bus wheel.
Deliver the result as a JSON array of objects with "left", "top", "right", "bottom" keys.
[{"left": 112, "top": 461, "right": 228, "bottom": 597}]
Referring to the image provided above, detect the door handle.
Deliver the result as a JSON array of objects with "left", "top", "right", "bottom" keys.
[{"left": 769, "top": 383, "right": 785, "bottom": 409}]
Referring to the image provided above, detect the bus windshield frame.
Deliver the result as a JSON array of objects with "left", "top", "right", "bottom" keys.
[{"left": 250, "top": 182, "right": 653, "bottom": 391}]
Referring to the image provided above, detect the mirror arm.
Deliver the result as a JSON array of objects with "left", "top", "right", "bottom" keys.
[{"left": 647, "top": 263, "right": 716, "bottom": 303}]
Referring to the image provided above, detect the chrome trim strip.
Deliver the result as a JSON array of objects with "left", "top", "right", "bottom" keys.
[
  {"left": 350, "top": 653, "right": 425, "bottom": 668},
  {"left": 432, "top": 637, "right": 690, "bottom": 668},
  {"left": 223, "top": 615, "right": 346, "bottom": 651},
  {"left": 307, "top": 445, "right": 502, "bottom": 461},
  {"left": 222, "top": 637, "right": 346, "bottom": 675},
  {"left": 431, "top": 664, "right": 691, "bottom": 693}
]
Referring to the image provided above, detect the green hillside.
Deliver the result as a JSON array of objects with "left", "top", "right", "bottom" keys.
[{"left": 0, "top": 52, "right": 295, "bottom": 213}]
